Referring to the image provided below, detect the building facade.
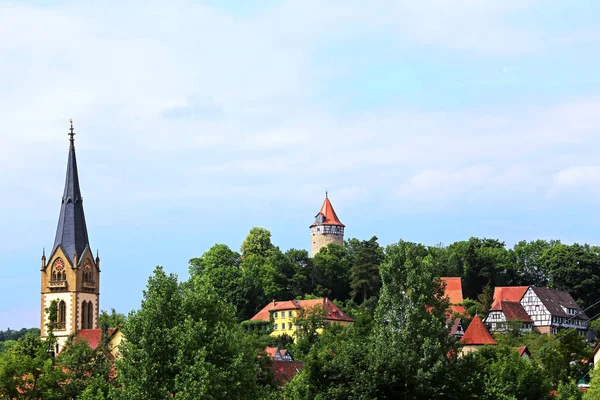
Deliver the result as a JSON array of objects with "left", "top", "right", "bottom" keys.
[
  {"left": 520, "top": 287, "right": 588, "bottom": 335},
  {"left": 40, "top": 122, "right": 100, "bottom": 352},
  {"left": 250, "top": 298, "right": 354, "bottom": 341},
  {"left": 485, "top": 300, "right": 533, "bottom": 332},
  {"left": 310, "top": 193, "right": 345, "bottom": 256}
]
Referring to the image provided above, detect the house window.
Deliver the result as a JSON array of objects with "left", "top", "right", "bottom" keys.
[
  {"left": 288, "top": 322, "right": 292, "bottom": 330},
  {"left": 274, "top": 324, "right": 278, "bottom": 330},
  {"left": 274, "top": 312, "right": 278, "bottom": 318},
  {"left": 289, "top": 311, "right": 293, "bottom": 318}
]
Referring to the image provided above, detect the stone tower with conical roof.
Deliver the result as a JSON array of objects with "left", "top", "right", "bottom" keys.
[
  {"left": 310, "top": 193, "right": 345, "bottom": 256},
  {"left": 40, "top": 121, "right": 100, "bottom": 352}
]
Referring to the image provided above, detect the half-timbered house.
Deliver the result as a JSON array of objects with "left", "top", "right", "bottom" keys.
[
  {"left": 520, "top": 287, "right": 588, "bottom": 335},
  {"left": 485, "top": 300, "right": 533, "bottom": 332}
]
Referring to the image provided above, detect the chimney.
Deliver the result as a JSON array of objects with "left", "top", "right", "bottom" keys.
[{"left": 272, "top": 299, "right": 276, "bottom": 306}]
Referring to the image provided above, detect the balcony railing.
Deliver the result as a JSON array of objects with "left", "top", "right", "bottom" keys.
[
  {"left": 49, "top": 280, "right": 67, "bottom": 289},
  {"left": 83, "top": 281, "right": 96, "bottom": 289}
]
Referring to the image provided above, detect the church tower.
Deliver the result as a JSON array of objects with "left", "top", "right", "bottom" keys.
[
  {"left": 40, "top": 121, "right": 100, "bottom": 351},
  {"left": 310, "top": 192, "right": 345, "bottom": 256}
]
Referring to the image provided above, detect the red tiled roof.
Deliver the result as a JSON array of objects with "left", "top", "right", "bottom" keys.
[
  {"left": 490, "top": 301, "right": 533, "bottom": 323},
  {"left": 250, "top": 298, "right": 354, "bottom": 323},
  {"left": 265, "top": 347, "right": 278, "bottom": 358},
  {"left": 491, "top": 286, "right": 528, "bottom": 307},
  {"left": 460, "top": 315, "right": 498, "bottom": 346},
  {"left": 450, "top": 305, "right": 466, "bottom": 315},
  {"left": 270, "top": 360, "right": 303, "bottom": 386},
  {"left": 75, "top": 328, "right": 118, "bottom": 350},
  {"left": 271, "top": 301, "right": 302, "bottom": 312},
  {"left": 441, "top": 277, "right": 464, "bottom": 305},
  {"left": 516, "top": 346, "right": 530, "bottom": 357},
  {"left": 310, "top": 196, "right": 344, "bottom": 227}
]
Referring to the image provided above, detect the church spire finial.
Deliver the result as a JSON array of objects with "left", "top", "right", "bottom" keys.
[
  {"left": 326, "top": 189, "right": 328, "bottom": 198},
  {"left": 68, "top": 119, "right": 75, "bottom": 148}
]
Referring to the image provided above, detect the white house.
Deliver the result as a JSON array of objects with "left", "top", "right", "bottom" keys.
[
  {"left": 520, "top": 287, "right": 588, "bottom": 335},
  {"left": 485, "top": 300, "right": 533, "bottom": 332}
]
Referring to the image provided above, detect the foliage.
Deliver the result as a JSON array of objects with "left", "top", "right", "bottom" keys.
[
  {"left": 98, "top": 309, "right": 126, "bottom": 329},
  {"left": 584, "top": 368, "right": 600, "bottom": 400},
  {"left": 535, "top": 331, "right": 592, "bottom": 387},
  {"left": 0, "top": 328, "right": 40, "bottom": 342},
  {"left": 347, "top": 236, "right": 384, "bottom": 305},
  {"left": 463, "top": 345, "right": 551, "bottom": 400},
  {"left": 556, "top": 380, "right": 583, "bottom": 400},
  {"left": 115, "top": 266, "right": 265, "bottom": 399},
  {"left": 0, "top": 334, "right": 56, "bottom": 399},
  {"left": 286, "top": 240, "right": 462, "bottom": 399}
]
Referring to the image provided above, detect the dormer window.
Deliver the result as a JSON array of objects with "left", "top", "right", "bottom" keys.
[{"left": 315, "top": 214, "right": 324, "bottom": 225}]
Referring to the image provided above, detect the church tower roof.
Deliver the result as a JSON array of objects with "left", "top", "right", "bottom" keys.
[
  {"left": 52, "top": 120, "right": 90, "bottom": 265},
  {"left": 310, "top": 192, "right": 345, "bottom": 228}
]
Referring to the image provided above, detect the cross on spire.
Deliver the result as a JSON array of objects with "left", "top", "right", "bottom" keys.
[{"left": 68, "top": 119, "right": 75, "bottom": 147}]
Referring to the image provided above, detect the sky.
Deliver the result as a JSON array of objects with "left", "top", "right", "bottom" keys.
[{"left": 1, "top": 0, "right": 600, "bottom": 329}]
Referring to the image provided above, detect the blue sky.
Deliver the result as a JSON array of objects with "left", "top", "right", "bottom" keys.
[{"left": 1, "top": 0, "right": 600, "bottom": 329}]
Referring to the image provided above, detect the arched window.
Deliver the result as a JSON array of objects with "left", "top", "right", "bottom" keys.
[
  {"left": 58, "top": 301, "right": 66, "bottom": 329},
  {"left": 82, "top": 301, "right": 87, "bottom": 329},
  {"left": 83, "top": 263, "right": 93, "bottom": 283},
  {"left": 52, "top": 259, "right": 65, "bottom": 282},
  {"left": 87, "top": 302, "right": 93, "bottom": 329}
]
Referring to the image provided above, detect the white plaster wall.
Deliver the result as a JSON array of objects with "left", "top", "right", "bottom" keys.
[{"left": 42, "top": 292, "right": 75, "bottom": 352}]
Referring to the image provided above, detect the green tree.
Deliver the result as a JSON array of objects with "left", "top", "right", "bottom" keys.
[
  {"left": 98, "top": 308, "right": 126, "bottom": 328},
  {"left": 557, "top": 380, "right": 583, "bottom": 400},
  {"left": 0, "top": 333, "right": 58, "bottom": 400},
  {"left": 241, "top": 227, "right": 274, "bottom": 257},
  {"left": 535, "top": 330, "right": 591, "bottom": 387},
  {"left": 584, "top": 368, "right": 600, "bottom": 400},
  {"left": 116, "top": 266, "right": 264, "bottom": 399},
  {"left": 463, "top": 345, "right": 551, "bottom": 400},
  {"left": 542, "top": 243, "right": 600, "bottom": 315},
  {"left": 285, "top": 249, "right": 314, "bottom": 298},
  {"left": 347, "top": 236, "right": 384, "bottom": 305},
  {"left": 312, "top": 243, "right": 351, "bottom": 302},
  {"left": 446, "top": 238, "right": 513, "bottom": 300},
  {"left": 190, "top": 244, "right": 246, "bottom": 320},
  {"left": 55, "top": 335, "right": 116, "bottom": 400},
  {"left": 511, "top": 240, "right": 556, "bottom": 286},
  {"left": 476, "top": 282, "right": 494, "bottom": 315},
  {"left": 368, "top": 240, "right": 458, "bottom": 398}
]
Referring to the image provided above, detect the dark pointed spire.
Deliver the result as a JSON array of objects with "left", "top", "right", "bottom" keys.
[{"left": 52, "top": 120, "right": 90, "bottom": 265}]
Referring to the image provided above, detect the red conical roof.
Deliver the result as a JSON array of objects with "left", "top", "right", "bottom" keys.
[
  {"left": 310, "top": 194, "right": 345, "bottom": 227},
  {"left": 460, "top": 315, "right": 497, "bottom": 346}
]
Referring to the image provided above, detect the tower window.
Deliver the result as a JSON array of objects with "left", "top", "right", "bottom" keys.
[
  {"left": 88, "top": 302, "right": 93, "bottom": 329},
  {"left": 82, "top": 301, "right": 88, "bottom": 329},
  {"left": 58, "top": 301, "right": 66, "bottom": 330}
]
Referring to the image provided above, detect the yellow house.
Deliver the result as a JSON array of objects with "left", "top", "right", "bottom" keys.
[{"left": 250, "top": 298, "right": 354, "bottom": 340}]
